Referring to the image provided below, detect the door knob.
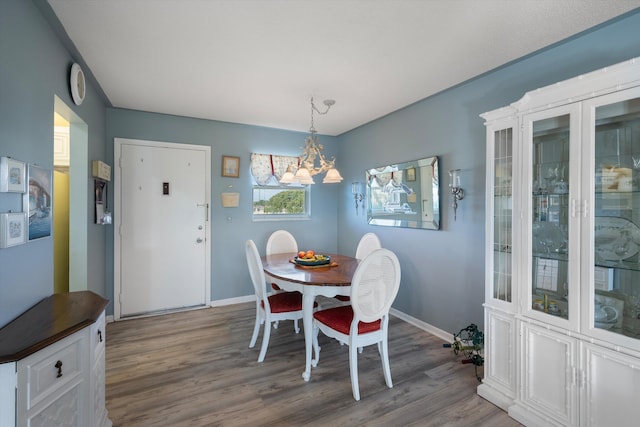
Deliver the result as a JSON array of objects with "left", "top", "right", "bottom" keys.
[{"left": 196, "top": 238, "right": 203, "bottom": 243}]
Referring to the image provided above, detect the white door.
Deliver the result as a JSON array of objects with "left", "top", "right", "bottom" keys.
[{"left": 114, "top": 138, "right": 210, "bottom": 319}]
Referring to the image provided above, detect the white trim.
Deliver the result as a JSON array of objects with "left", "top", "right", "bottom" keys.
[
  {"left": 389, "top": 307, "right": 454, "bottom": 343},
  {"left": 209, "top": 295, "right": 255, "bottom": 307},
  {"left": 105, "top": 299, "right": 455, "bottom": 347}
]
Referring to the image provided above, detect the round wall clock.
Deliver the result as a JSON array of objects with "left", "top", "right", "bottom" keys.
[{"left": 70, "top": 63, "right": 86, "bottom": 105}]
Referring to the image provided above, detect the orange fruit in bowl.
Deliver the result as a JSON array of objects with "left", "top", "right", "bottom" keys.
[
  {"left": 297, "top": 251, "right": 306, "bottom": 258},
  {"left": 306, "top": 250, "right": 315, "bottom": 258}
]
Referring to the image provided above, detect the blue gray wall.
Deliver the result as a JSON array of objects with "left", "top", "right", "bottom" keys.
[
  {"left": 105, "top": 109, "right": 340, "bottom": 309},
  {"left": 1, "top": 0, "right": 639, "bottom": 337},
  {"left": 0, "top": 0, "right": 109, "bottom": 326},
  {"left": 335, "top": 10, "right": 640, "bottom": 334}
]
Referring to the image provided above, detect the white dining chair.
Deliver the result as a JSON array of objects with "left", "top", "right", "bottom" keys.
[
  {"left": 335, "top": 232, "right": 382, "bottom": 304},
  {"left": 266, "top": 230, "right": 300, "bottom": 330},
  {"left": 311, "top": 248, "right": 401, "bottom": 401},
  {"left": 355, "top": 232, "right": 382, "bottom": 260},
  {"left": 266, "top": 229, "right": 299, "bottom": 257},
  {"left": 266, "top": 230, "right": 298, "bottom": 294},
  {"left": 246, "top": 239, "right": 314, "bottom": 363}
]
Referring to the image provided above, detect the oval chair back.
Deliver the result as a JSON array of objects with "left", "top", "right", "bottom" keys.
[
  {"left": 266, "top": 230, "right": 299, "bottom": 294},
  {"left": 355, "top": 232, "right": 382, "bottom": 260},
  {"left": 334, "top": 232, "right": 381, "bottom": 303},
  {"left": 266, "top": 230, "right": 298, "bottom": 255},
  {"left": 351, "top": 248, "right": 400, "bottom": 324}
]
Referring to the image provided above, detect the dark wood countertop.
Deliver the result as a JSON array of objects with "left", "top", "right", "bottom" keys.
[{"left": 0, "top": 291, "right": 109, "bottom": 363}]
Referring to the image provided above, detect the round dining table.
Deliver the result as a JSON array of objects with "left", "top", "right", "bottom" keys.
[{"left": 261, "top": 252, "right": 359, "bottom": 381}]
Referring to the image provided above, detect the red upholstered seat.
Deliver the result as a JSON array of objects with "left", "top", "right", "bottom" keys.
[
  {"left": 264, "top": 292, "right": 317, "bottom": 313},
  {"left": 313, "top": 306, "right": 381, "bottom": 335}
]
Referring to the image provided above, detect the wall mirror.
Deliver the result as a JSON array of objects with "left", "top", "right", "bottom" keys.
[{"left": 366, "top": 156, "right": 440, "bottom": 230}]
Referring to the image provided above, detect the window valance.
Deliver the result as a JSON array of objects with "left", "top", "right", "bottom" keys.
[
  {"left": 371, "top": 170, "right": 404, "bottom": 187},
  {"left": 250, "top": 153, "right": 299, "bottom": 185}
]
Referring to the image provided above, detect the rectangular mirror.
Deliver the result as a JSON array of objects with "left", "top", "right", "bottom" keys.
[{"left": 366, "top": 156, "right": 440, "bottom": 230}]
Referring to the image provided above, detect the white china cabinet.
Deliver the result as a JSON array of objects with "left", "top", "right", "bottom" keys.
[{"left": 480, "top": 57, "right": 640, "bottom": 427}]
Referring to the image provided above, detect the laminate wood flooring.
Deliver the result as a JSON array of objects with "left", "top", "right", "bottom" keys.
[{"left": 105, "top": 301, "right": 520, "bottom": 427}]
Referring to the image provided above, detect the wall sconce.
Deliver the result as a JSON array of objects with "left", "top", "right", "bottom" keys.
[
  {"left": 449, "top": 169, "right": 464, "bottom": 220},
  {"left": 352, "top": 182, "right": 364, "bottom": 215}
]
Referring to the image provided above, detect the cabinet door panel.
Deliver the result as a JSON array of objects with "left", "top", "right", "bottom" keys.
[
  {"left": 521, "top": 323, "right": 578, "bottom": 425},
  {"left": 484, "top": 309, "right": 516, "bottom": 394},
  {"left": 582, "top": 343, "right": 640, "bottom": 427}
]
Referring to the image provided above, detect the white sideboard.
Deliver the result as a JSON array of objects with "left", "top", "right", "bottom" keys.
[{"left": 0, "top": 291, "right": 111, "bottom": 427}]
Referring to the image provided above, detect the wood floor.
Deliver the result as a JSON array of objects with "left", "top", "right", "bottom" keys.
[{"left": 105, "top": 300, "right": 521, "bottom": 427}]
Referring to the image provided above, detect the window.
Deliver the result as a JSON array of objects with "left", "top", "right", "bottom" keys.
[
  {"left": 252, "top": 184, "right": 310, "bottom": 220},
  {"left": 250, "top": 153, "right": 310, "bottom": 220}
]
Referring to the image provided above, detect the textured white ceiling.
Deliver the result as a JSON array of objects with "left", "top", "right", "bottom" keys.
[{"left": 48, "top": 0, "right": 640, "bottom": 135}]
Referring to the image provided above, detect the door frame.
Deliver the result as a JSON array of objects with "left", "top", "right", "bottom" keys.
[{"left": 113, "top": 138, "right": 211, "bottom": 320}]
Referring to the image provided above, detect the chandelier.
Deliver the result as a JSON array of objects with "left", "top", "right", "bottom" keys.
[{"left": 280, "top": 97, "right": 343, "bottom": 185}]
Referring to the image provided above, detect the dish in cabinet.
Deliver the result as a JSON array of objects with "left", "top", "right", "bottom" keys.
[{"left": 595, "top": 216, "right": 640, "bottom": 261}]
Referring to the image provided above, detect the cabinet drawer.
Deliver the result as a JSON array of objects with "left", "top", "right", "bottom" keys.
[
  {"left": 91, "top": 312, "right": 106, "bottom": 361},
  {"left": 18, "top": 331, "right": 85, "bottom": 410}
]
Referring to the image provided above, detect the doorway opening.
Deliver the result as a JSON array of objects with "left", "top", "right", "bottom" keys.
[
  {"left": 53, "top": 112, "right": 70, "bottom": 293},
  {"left": 53, "top": 96, "right": 88, "bottom": 293}
]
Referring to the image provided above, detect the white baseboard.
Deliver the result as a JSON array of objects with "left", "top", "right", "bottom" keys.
[
  {"left": 106, "top": 297, "right": 454, "bottom": 345},
  {"left": 389, "top": 308, "right": 453, "bottom": 343},
  {"left": 477, "top": 383, "right": 514, "bottom": 412},
  {"left": 209, "top": 295, "right": 254, "bottom": 307},
  {"left": 205, "top": 299, "right": 455, "bottom": 344}
]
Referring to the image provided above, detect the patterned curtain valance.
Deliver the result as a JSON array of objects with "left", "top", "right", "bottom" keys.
[
  {"left": 250, "top": 153, "right": 299, "bottom": 185},
  {"left": 372, "top": 170, "right": 403, "bottom": 187}
]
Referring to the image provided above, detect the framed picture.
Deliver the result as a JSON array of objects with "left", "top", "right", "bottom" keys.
[
  {"left": 222, "top": 155, "right": 240, "bottom": 178},
  {"left": 24, "top": 164, "right": 52, "bottom": 241},
  {"left": 0, "top": 212, "right": 27, "bottom": 248},
  {"left": 0, "top": 157, "right": 27, "bottom": 193},
  {"left": 406, "top": 167, "right": 416, "bottom": 182}
]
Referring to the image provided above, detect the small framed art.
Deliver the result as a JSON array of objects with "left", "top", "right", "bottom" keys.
[
  {"left": 0, "top": 212, "right": 27, "bottom": 248},
  {"left": 222, "top": 155, "right": 240, "bottom": 178},
  {"left": 406, "top": 167, "right": 416, "bottom": 182},
  {"left": 24, "top": 164, "right": 52, "bottom": 241},
  {"left": 0, "top": 157, "right": 27, "bottom": 193}
]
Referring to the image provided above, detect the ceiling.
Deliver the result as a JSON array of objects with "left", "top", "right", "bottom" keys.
[{"left": 47, "top": 0, "right": 640, "bottom": 136}]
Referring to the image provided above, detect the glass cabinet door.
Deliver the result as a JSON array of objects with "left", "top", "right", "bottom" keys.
[
  {"left": 528, "top": 110, "right": 574, "bottom": 322},
  {"left": 590, "top": 90, "right": 640, "bottom": 342},
  {"left": 492, "top": 127, "right": 513, "bottom": 303}
]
